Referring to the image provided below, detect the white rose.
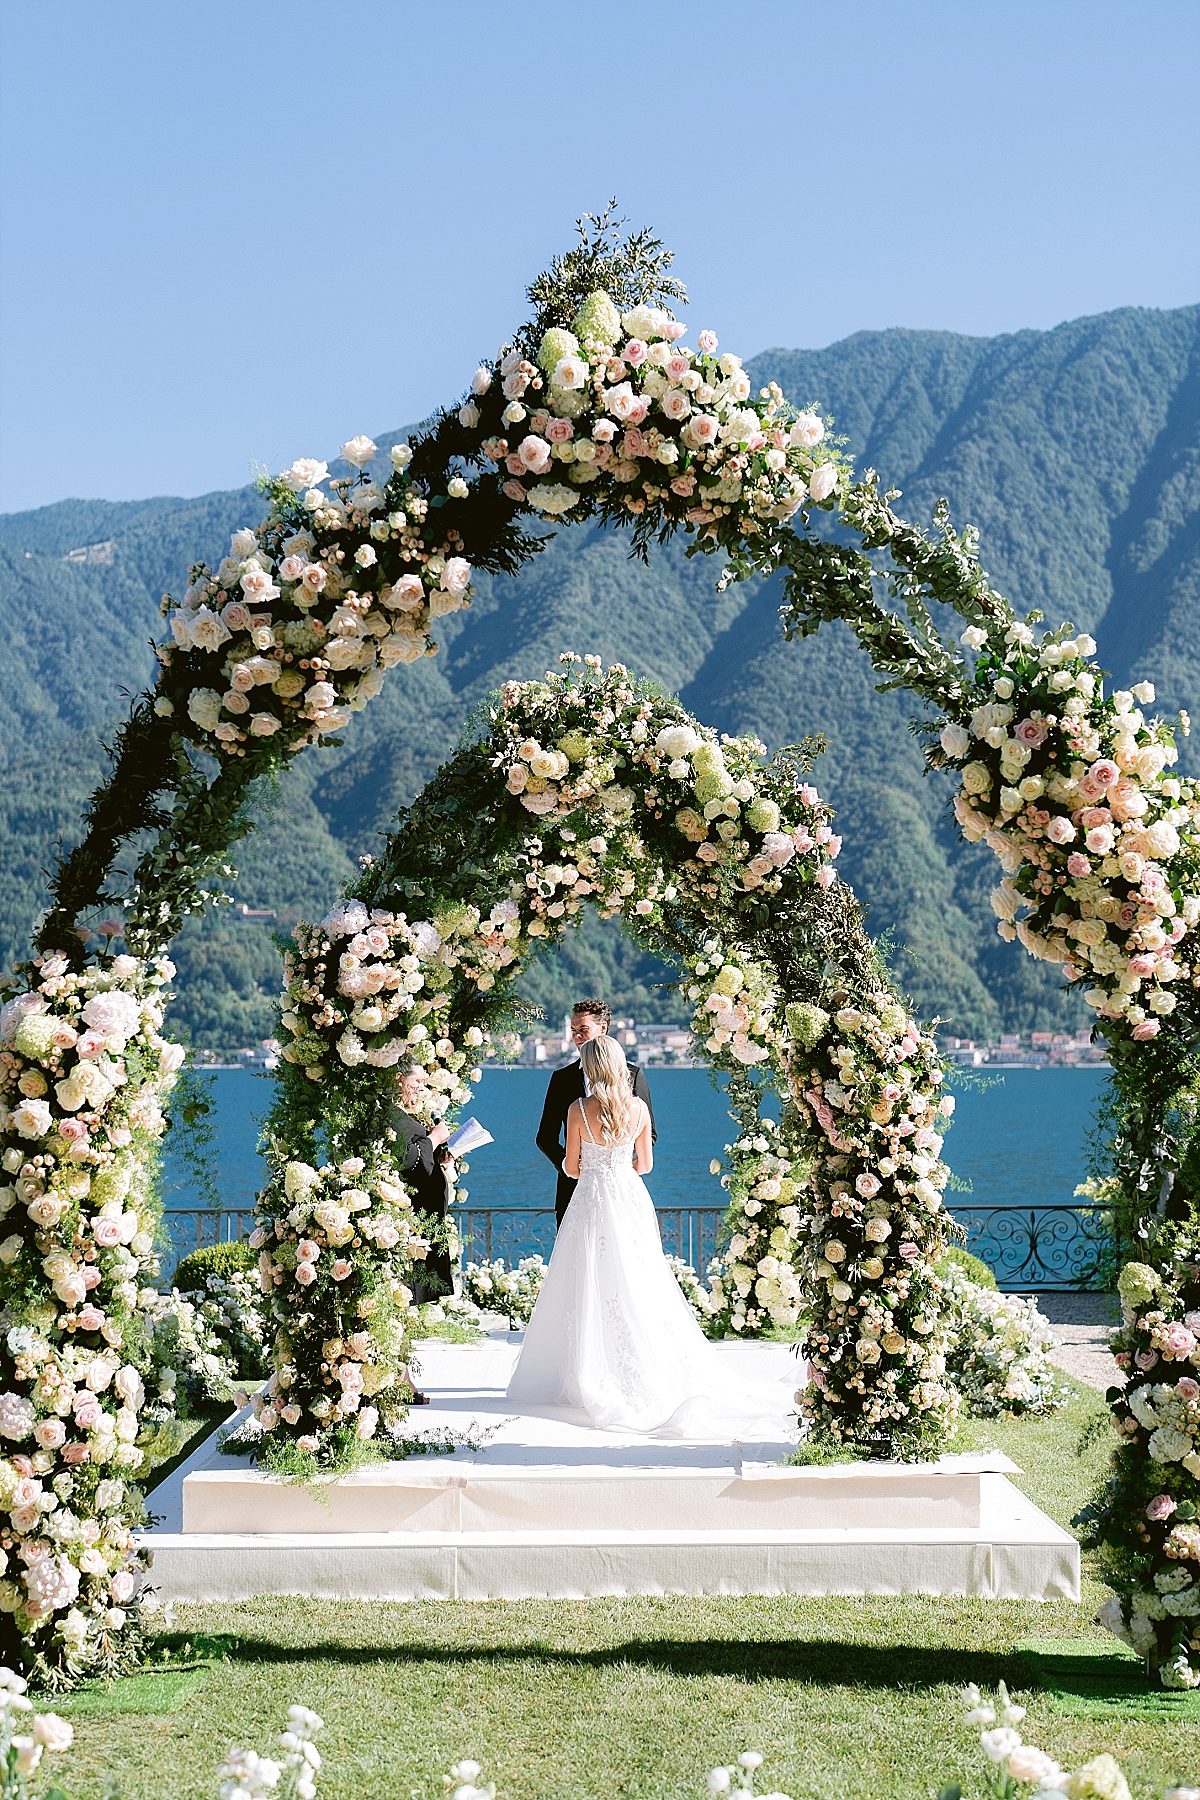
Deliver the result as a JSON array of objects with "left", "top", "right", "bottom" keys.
[{"left": 341, "top": 435, "right": 377, "bottom": 467}]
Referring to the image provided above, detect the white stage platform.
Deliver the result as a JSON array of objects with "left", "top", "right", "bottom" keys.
[{"left": 143, "top": 1332, "right": 1079, "bottom": 1605}]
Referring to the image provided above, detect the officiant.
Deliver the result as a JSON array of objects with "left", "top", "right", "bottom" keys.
[
  {"left": 386, "top": 1066, "right": 456, "bottom": 1299},
  {"left": 535, "top": 998, "right": 656, "bottom": 1226}
]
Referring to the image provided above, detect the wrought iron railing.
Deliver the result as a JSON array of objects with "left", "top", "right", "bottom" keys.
[
  {"left": 949, "top": 1202, "right": 1118, "bottom": 1292},
  {"left": 163, "top": 1199, "right": 1118, "bottom": 1291},
  {"left": 456, "top": 1205, "right": 727, "bottom": 1271},
  {"left": 162, "top": 1207, "right": 256, "bottom": 1276}
]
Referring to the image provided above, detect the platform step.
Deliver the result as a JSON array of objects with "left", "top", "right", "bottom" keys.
[{"left": 146, "top": 1497, "right": 1080, "bottom": 1604}]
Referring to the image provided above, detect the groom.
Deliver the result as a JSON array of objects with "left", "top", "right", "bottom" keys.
[{"left": 535, "top": 998, "right": 656, "bottom": 1226}]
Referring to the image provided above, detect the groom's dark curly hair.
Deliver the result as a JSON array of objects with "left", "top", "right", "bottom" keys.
[{"left": 572, "top": 997, "right": 612, "bottom": 1029}]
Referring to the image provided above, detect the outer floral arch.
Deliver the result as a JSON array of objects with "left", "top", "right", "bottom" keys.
[
  {"left": 0, "top": 212, "right": 1196, "bottom": 1687},
  {"left": 253, "top": 658, "right": 959, "bottom": 1470}
]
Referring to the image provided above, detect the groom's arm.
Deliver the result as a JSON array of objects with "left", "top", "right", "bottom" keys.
[
  {"left": 631, "top": 1063, "right": 657, "bottom": 1144},
  {"left": 535, "top": 1072, "right": 566, "bottom": 1172}
]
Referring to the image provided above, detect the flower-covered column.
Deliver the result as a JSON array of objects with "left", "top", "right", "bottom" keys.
[
  {"left": 0, "top": 953, "right": 181, "bottom": 1682},
  {"left": 785, "top": 992, "right": 958, "bottom": 1456}
]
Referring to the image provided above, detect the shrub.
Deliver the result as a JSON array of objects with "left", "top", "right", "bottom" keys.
[
  {"left": 937, "top": 1245, "right": 998, "bottom": 1289},
  {"left": 173, "top": 1239, "right": 257, "bottom": 1291}
]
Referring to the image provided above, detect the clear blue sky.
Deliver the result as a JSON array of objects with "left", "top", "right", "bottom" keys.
[{"left": 1, "top": 0, "right": 1196, "bottom": 515}]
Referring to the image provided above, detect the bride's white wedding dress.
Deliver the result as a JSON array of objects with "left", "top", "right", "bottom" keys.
[{"left": 506, "top": 1101, "right": 787, "bottom": 1440}]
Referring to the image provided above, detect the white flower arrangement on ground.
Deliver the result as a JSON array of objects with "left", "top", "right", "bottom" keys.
[
  {"left": 955, "top": 1678, "right": 1197, "bottom": 1800},
  {"left": 941, "top": 1266, "right": 1067, "bottom": 1417},
  {"left": 458, "top": 1257, "right": 548, "bottom": 1329},
  {"left": 936, "top": 623, "right": 1200, "bottom": 1036},
  {"left": 143, "top": 1269, "right": 268, "bottom": 1415},
  {"left": 0, "top": 949, "right": 182, "bottom": 1682},
  {"left": 0, "top": 1666, "right": 72, "bottom": 1796}
]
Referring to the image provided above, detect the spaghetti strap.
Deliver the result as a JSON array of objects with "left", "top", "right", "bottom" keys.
[{"left": 577, "top": 1099, "right": 596, "bottom": 1143}]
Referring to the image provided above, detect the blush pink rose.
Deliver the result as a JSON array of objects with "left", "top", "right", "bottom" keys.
[
  {"left": 1090, "top": 758, "right": 1120, "bottom": 789},
  {"left": 295, "top": 1263, "right": 317, "bottom": 1286},
  {"left": 1014, "top": 717, "right": 1048, "bottom": 747},
  {"left": 1067, "top": 853, "right": 1092, "bottom": 877},
  {"left": 92, "top": 1218, "right": 123, "bottom": 1248},
  {"left": 1046, "top": 815, "right": 1076, "bottom": 844},
  {"left": 1132, "top": 1018, "right": 1161, "bottom": 1040},
  {"left": 1135, "top": 1350, "right": 1160, "bottom": 1370},
  {"left": 517, "top": 436, "right": 552, "bottom": 474},
  {"left": 1176, "top": 1377, "right": 1200, "bottom": 1401},
  {"left": 61, "top": 1442, "right": 89, "bottom": 1466},
  {"left": 544, "top": 417, "right": 574, "bottom": 444},
  {"left": 75, "top": 1305, "right": 104, "bottom": 1332},
  {"left": 1146, "top": 1494, "right": 1178, "bottom": 1521},
  {"left": 1163, "top": 1323, "right": 1197, "bottom": 1358},
  {"left": 330, "top": 1259, "right": 352, "bottom": 1281}
]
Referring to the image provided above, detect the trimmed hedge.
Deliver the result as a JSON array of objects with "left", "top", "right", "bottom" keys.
[
  {"left": 937, "top": 1245, "right": 998, "bottom": 1290},
  {"left": 172, "top": 1239, "right": 256, "bottom": 1292}
]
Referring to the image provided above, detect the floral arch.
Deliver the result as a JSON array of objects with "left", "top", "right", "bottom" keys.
[
  {"left": 0, "top": 209, "right": 1196, "bottom": 1687},
  {"left": 252, "top": 656, "right": 958, "bottom": 1473}
]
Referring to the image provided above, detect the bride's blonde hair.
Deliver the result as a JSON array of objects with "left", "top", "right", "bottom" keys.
[{"left": 579, "top": 1035, "right": 638, "bottom": 1143}]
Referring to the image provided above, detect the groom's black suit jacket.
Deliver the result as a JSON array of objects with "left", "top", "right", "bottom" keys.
[{"left": 536, "top": 1055, "right": 656, "bottom": 1226}]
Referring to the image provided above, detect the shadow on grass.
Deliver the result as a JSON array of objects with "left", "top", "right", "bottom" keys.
[{"left": 150, "top": 1630, "right": 1044, "bottom": 1693}]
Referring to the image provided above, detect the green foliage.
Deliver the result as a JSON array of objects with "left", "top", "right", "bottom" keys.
[
  {"left": 936, "top": 1245, "right": 999, "bottom": 1289},
  {"left": 172, "top": 1241, "right": 256, "bottom": 1292}
]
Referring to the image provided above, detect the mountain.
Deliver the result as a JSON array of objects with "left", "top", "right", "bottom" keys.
[{"left": 1, "top": 303, "right": 1196, "bottom": 1047}]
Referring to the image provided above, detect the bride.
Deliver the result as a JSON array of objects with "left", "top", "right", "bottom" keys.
[{"left": 507, "top": 1035, "right": 786, "bottom": 1438}]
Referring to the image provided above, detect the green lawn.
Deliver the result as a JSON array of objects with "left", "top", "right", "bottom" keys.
[{"left": 47, "top": 1384, "right": 1200, "bottom": 1799}]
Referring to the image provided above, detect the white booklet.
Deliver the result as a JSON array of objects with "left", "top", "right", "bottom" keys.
[{"left": 447, "top": 1116, "right": 494, "bottom": 1156}]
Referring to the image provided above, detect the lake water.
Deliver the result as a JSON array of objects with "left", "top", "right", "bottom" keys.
[{"left": 163, "top": 1062, "right": 1109, "bottom": 1223}]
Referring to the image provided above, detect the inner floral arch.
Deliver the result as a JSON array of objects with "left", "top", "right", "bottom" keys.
[{"left": 251, "top": 657, "right": 959, "bottom": 1472}]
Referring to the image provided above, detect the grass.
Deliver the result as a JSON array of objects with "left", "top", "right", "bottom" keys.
[{"left": 44, "top": 1381, "right": 1200, "bottom": 1799}]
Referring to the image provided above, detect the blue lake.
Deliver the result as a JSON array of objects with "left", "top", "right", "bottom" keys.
[{"left": 163, "top": 1062, "right": 1109, "bottom": 1222}]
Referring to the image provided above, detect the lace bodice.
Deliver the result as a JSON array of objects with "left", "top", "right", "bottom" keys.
[{"left": 578, "top": 1135, "right": 636, "bottom": 1174}]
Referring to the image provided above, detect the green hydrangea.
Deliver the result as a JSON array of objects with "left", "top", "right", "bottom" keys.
[
  {"left": 694, "top": 772, "right": 733, "bottom": 806},
  {"left": 786, "top": 1001, "right": 830, "bottom": 1049},
  {"left": 537, "top": 327, "right": 580, "bottom": 376},
  {"left": 745, "top": 797, "right": 781, "bottom": 834},
  {"left": 713, "top": 965, "right": 743, "bottom": 997},
  {"left": 89, "top": 1162, "right": 133, "bottom": 1206},
  {"left": 692, "top": 742, "right": 724, "bottom": 777},
  {"left": 556, "top": 731, "right": 590, "bottom": 763},
  {"left": 13, "top": 1013, "right": 59, "bottom": 1061},
  {"left": 571, "top": 289, "right": 622, "bottom": 347},
  {"left": 1117, "top": 1261, "right": 1160, "bottom": 1307}
]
